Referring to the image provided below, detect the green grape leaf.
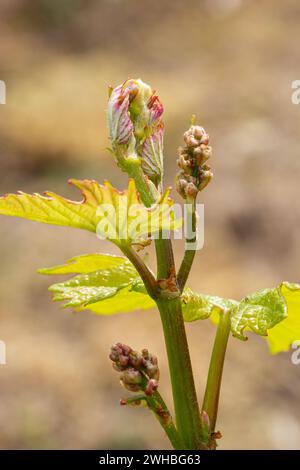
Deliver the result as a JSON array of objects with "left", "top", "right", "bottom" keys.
[
  {"left": 38, "top": 253, "right": 127, "bottom": 275},
  {"left": 79, "top": 285, "right": 155, "bottom": 315},
  {"left": 182, "top": 282, "right": 300, "bottom": 354},
  {"left": 0, "top": 179, "right": 103, "bottom": 232},
  {"left": 50, "top": 284, "right": 121, "bottom": 308},
  {"left": 41, "top": 253, "right": 155, "bottom": 314},
  {"left": 265, "top": 282, "right": 300, "bottom": 354},
  {"left": 49, "top": 261, "right": 138, "bottom": 290},
  {"left": 182, "top": 288, "right": 237, "bottom": 322},
  {"left": 50, "top": 279, "right": 155, "bottom": 313},
  {"left": 230, "top": 284, "right": 288, "bottom": 341},
  {"left": 0, "top": 179, "right": 181, "bottom": 247},
  {"left": 38, "top": 251, "right": 300, "bottom": 353},
  {"left": 94, "top": 180, "right": 181, "bottom": 244}
]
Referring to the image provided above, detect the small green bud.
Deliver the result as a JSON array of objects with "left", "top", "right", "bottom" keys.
[{"left": 176, "top": 123, "right": 213, "bottom": 199}]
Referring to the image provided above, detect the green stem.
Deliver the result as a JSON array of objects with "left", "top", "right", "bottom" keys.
[
  {"left": 125, "top": 160, "right": 204, "bottom": 449},
  {"left": 122, "top": 393, "right": 184, "bottom": 449},
  {"left": 125, "top": 158, "right": 159, "bottom": 207},
  {"left": 125, "top": 159, "right": 175, "bottom": 280},
  {"left": 120, "top": 245, "right": 158, "bottom": 299},
  {"left": 147, "top": 392, "right": 184, "bottom": 449},
  {"left": 202, "top": 310, "right": 231, "bottom": 434},
  {"left": 157, "top": 298, "right": 204, "bottom": 449},
  {"left": 177, "top": 198, "right": 197, "bottom": 291}
]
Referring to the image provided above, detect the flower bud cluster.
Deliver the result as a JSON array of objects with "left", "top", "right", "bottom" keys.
[
  {"left": 176, "top": 124, "right": 213, "bottom": 199},
  {"left": 109, "top": 343, "right": 159, "bottom": 395}
]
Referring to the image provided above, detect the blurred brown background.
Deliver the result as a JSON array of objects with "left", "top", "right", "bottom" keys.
[{"left": 0, "top": 0, "right": 300, "bottom": 450}]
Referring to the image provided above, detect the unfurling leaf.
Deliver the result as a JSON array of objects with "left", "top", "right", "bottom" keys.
[
  {"left": 141, "top": 124, "right": 164, "bottom": 184},
  {"left": 230, "top": 282, "right": 300, "bottom": 353},
  {"left": 182, "top": 282, "right": 300, "bottom": 354},
  {"left": 0, "top": 179, "right": 181, "bottom": 247},
  {"left": 108, "top": 78, "right": 164, "bottom": 185},
  {"left": 182, "top": 288, "right": 237, "bottom": 322},
  {"left": 40, "top": 253, "right": 155, "bottom": 315},
  {"left": 230, "top": 284, "right": 288, "bottom": 341}
]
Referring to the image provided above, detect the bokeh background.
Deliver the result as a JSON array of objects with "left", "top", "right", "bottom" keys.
[{"left": 0, "top": 0, "right": 300, "bottom": 450}]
